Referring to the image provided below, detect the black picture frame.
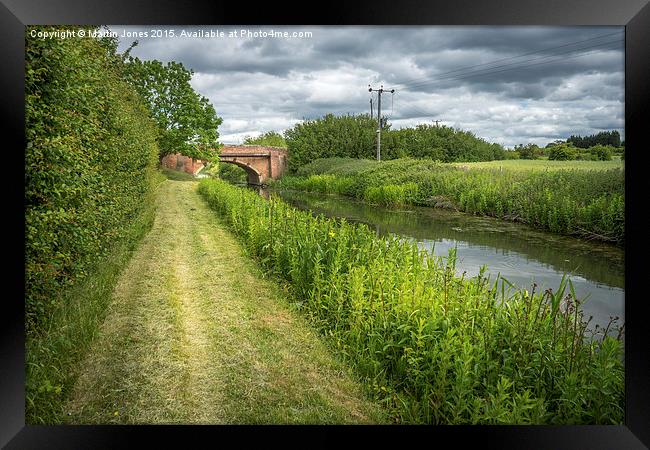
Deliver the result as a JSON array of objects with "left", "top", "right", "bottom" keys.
[{"left": 3, "top": 0, "right": 649, "bottom": 448}]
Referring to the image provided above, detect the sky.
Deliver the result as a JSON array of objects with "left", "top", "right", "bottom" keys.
[{"left": 110, "top": 25, "right": 625, "bottom": 148}]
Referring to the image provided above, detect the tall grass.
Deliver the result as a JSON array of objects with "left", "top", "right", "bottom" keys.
[
  {"left": 199, "top": 178, "right": 624, "bottom": 424},
  {"left": 274, "top": 158, "right": 624, "bottom": 244}
]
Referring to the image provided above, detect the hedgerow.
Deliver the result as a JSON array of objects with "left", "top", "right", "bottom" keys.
[{"left": 25, "top": 26, "right": 160, "bottom": 328}]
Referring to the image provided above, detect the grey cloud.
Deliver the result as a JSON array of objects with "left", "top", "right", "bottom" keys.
[{"left": 109, "top": 25, "right": 624, "bottom": 148}]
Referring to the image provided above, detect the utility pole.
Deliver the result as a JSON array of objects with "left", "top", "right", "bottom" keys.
[{"left": 368, "top": 84, "right": 394, "bottom": 161}]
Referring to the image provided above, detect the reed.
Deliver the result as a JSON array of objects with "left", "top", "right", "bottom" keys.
[{"left": 199, "top": 178, "right": 624, "bottom": 424}]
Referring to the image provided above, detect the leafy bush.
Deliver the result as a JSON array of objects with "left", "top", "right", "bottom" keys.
[
  {"left": 589, "top": 145, "right": 613, "bottom": 161},
  {"left": 25, "top": 26, "right": 160, "bottom": 328},
  {"left": 503, "top": 150, "right": 520, "bottom": 160},
  {"left": 548, "top": 144, "right": 578, "bottom": 161}
]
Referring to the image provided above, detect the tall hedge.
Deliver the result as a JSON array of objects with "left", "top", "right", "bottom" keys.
[
  {"left": 284, "top": 114, "right": 506, "bottom": 171},
  {"left": 25, "top": 27, "right": 160, "bottom": 328},
  {"left": 285, "top": 113, "right": 383, "bottom": 171},
  {"left": 388, "top": 124, "right": 506, "bottom": 162}
]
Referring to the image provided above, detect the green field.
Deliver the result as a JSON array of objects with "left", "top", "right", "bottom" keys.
[{"left": 451, "top": 159, "right": 623, "bottom": 171}]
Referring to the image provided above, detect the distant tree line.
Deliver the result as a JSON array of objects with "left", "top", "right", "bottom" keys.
[
  {"left": 243, "top": 131, "right": 287, "bottom": 147},
  {"left": 504, "top": 130, "right": 624, "bottom": 161},
  {"left": 567, "top": 130, "right": 621, "bottom": 148}
]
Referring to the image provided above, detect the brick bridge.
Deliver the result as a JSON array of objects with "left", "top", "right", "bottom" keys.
[
  {"left": 219, "top": 145, "right": 288, "bottom": 185},
  {"left": 161, "top": 144, "right": 288, "bottom": 185}
]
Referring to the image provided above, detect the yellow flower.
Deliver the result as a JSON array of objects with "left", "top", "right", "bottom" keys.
[
  {"left": 114, "top": 411, "right": 119, "bottom": 416},
  {"left": 328, "top": 231, "right": 336, "bottom": 238}
]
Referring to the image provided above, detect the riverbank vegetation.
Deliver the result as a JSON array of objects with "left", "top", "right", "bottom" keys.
[
  {"left": 272, "top": 158, "right": 624, "bottom": 244},
  {"left": 199, "top": 178, "right": 624, "bottom": 424}
]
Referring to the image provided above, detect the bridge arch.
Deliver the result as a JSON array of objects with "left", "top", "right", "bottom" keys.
[
  {"left": 220, "top": 159, "right": 262, "bottom": 185},
  {"left": 218, "top": 145, "right": 288, "bottom": 185}
]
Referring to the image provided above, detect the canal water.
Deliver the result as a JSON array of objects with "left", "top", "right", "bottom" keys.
[{"left": 267, "top": 188, "right": 624, "bottom": 334}]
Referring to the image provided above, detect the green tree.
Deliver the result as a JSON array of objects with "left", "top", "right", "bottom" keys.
[
  {"left": 243, "top": 131, "right": 287, "bottom": 147},
  {"left": 123, "top": 56, "right": 222, "bottom": 161},
  {"left": 515, "top": 143, "right": 541, "bottom": 160},
  {"left": 547, "top": 144, "right": 577, "bottom": 161}
]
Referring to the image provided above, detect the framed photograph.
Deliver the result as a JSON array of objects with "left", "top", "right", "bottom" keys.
[{"left": 6, "top": 0, "right": 649, "bottom": 447}]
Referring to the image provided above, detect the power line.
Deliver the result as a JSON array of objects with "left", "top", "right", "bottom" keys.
[
  {"left": 415, "top": 40, "right": 622, "bottom": 87},
  {"left": 389, "top": 41, "right": 621, "bottom": 125},
  {"left": 400, "top": 39, "right": 623, "bottom": 91},
  {"left": 392, "top": 31, "right": 623, "bottom": 90}
]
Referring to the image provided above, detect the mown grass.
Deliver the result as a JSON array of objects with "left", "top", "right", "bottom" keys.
[
  {"left": 160, "top": 166, "right": 198, "bottom": 181},
  {"left": 199, "top": 178, "right": 624, "bottom": 425},
  {"left": 275, "top": 158, "right": 624, "bottom": 244},
  {"left": 61, "top": 180, "right": 386, "bottom": 424},
  {"left": 26, "top": 171, "right": 166, "bottom": 424}
]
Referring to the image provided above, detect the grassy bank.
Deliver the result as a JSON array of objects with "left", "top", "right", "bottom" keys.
[
  {"left": 274, "top": 158, "right": 624, "bottom": 244},
  {"left": 199, "top": 178, "right": 624, "bottom": 424}
]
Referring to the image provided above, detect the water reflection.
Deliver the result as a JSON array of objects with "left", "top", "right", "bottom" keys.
[{"left": 271, "top": 189, "right": 624, "bottom": 332}]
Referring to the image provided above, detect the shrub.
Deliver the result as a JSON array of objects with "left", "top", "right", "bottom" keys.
[
  {"left": 515, "top": 143, "right": 542, "bottom": 160},
  {"left": 589, "top": 145, "right": 613, "bottom": 161},
  {"left": 548, "top": 144, "right": 578, "bottom": 161}
]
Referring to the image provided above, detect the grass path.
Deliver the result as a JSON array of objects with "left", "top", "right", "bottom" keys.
[{"left": 63, "top": 179, "right": 386, "bottom": 424}]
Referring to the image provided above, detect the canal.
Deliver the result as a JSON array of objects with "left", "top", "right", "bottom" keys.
[{"left": 266, "top": 188, "right": 625, "bottom": 335}]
